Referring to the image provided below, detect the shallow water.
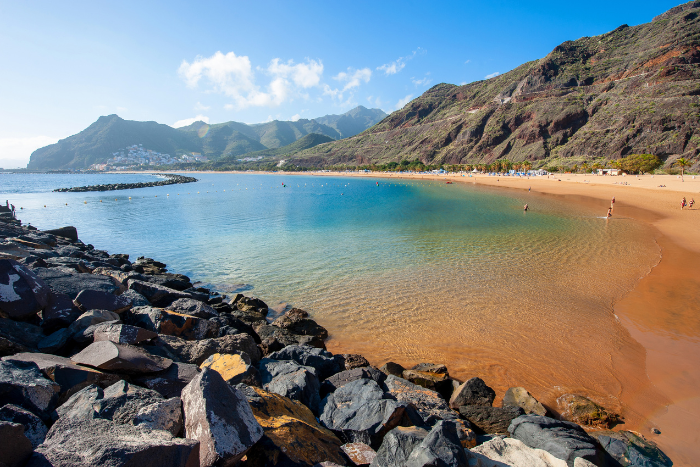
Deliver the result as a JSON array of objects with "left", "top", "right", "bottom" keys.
[{"left": 2, "top": 172, "right": 661, "bottom": 416}]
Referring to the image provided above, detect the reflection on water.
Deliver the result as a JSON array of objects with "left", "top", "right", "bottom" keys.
[{"left": 3, "top": 173, "right": 662, "bottom": 418}]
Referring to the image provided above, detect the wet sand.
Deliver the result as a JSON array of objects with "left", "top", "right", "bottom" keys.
[{"left": 310, "top": 171, "right": 699, "bottom": 466}]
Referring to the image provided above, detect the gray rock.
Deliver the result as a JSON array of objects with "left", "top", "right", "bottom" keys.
[
  {"left": 0, "top": 360, "right": 59, "bottom": 417},
  {"left": 128, "top": 305, "right": 218, "bottom": 341},
  {"left": 127, "top": 279, "right": 193, "bottom": 307},
  {"left": 405, "top": 420, "right": 469, "bottom": 467},
  {"left": 155, "top": 333, "right": 261, "bottom": 366},
  {"left": 37, "top": 327, "right": 71, "bottom": 353},
  {"left": 458, "top": 405, "right": 523, "bottom": 434},
  {"left": 268, "top": 345, "right": 341, "bottom": 379},
  {"left": 378, "top": 362, "right": 405, "bottom": 378},
  {"left": 167, "top": 298, "right": 217, "bottom": 319},
  {"left": 593, "top": 430, "right": 672, "bottom": 467},
  {"left": 133, "top": 362, "right": 200, "bottom": 398},
  {"left": 0, "top": 259, "right": 51, "bottom": 320},
  {"left": 42, "top": 226, "right": 78, "bottom": 241},
  {"left": 67, "top": 309, "right": 121, "bottom": 338},
  {"left": 384, "top": 375, "right": 458, "bottom": 425},
  {"left": 200, "top": 352, "right": 260, "bottom": 387},
  {"left": 134, "top": 396, "right": 183, "bottom": 436},
  {"left": 92, "top": 322, "right": 158, "bottom": 345},
  {"left": 320, "top": 378, "right": 406, "bottom": 448},
  {"left": 0, "top": 421, "right": 33, "bottom": 467},
  {"left": 271, "top": 307, "right": 329, "bottom": 342},
  {"left": 45, "top": 256, "right": 94, "bottom": 273},
  {"left": 449, "top": 377, "right": 495, "bottom": 409},
  {"left": 0, "top": 318, "right": 44, "bottom": 356},
  {"left": 502, "top": 387, "right": 547, "bottom": 416},
  {"left": 0, "top": 404, "right": 48, "bottom": 448},
  {"left": 370, "top": 426, "right": 428, "bottom": 467},
  {"left": 71, "top": 341, "right": 172, "bottom": 374},
  {"left": 28, "top": 416, "right": 200, "bottom": 467},
  {"left": 181, "top": 367, "right": 263, "bottom": 466},
  {"left": 35, "top": 267, "right": 121, "bottom": 299},
  {"left": 72, "top": 319, "right": 122, "bottom": 344},
  {"left": 469, "top": 436, "right": 570, "bottom": 467},
  {"left": 120, "top": 289, "right": 150, "bottom": 307},
  {"left": 508, "top": 415, "right": 605, "bottom": 466},
  {"left": 40, "top": 292, "right": 81, "bottom": 332},
  {"left": 3, "top": 352, "right": 120, "bottom": 400},
  {"left": 75, "top": 289, "right": 132, "bottom": 314},
  {"left": 334, "top": 353, "right": 371, "bottom": 371},
  {"left": 321, "top": 367, "right": 387, "bottom": 397},
  {"left": 259, "top": 358, "right": 320, "bottom": 411}
]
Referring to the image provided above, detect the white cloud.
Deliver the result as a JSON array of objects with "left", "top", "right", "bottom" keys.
[
  {"left": 290, "top": 114, "right": 301, "bottom": 122},
  {"left": 178, "top": 51, "right": 324, "bottom": 109},
  {"left": 377, "top": 48, "right": 425, "bottom": 75},
  {"left": 333, "top": 68, "right": 371, "bottom": 92},
  {"left": 411, "top": 76, "right": 432, "bottom": 87},
  {"left": 464, "top": 60, "right": 471, "bottom": 64},
  {"left": 485, "top": 72, "right": 500, "bottom": 79},
  {"left": 172, "top": 115, "right": 210, "bottom": 128},
  {"left": 395, "top": 94, "right": 413, "bottom": 110},
  {"left": 459, "top": 81, "right": 467, "bottom": 85},
  {"left": 195, "top": 102, "right": 211, "bottom": 111},
  {"left": 0, "top": 135, "right": 60, "bottom": 168}
]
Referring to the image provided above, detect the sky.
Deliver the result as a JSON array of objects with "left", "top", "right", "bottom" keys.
[{"left": 0, "top": 0, "right": 685, "bottom": 168}]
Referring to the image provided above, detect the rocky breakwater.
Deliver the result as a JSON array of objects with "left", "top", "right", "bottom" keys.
[
  {"left": 0, "top": 214, "right": 674, "bottom": 467},
  {"left": 53, "top": 173, "right": 197, "bottom": 192}
]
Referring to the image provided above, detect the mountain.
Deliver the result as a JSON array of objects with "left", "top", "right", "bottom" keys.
[
  {"left": 215, "top": 133, "right": 335, "bottom": 164},
  {"left": 27, "top": 106, "right": 387, "bottom": 169},
  {"left": 289, "top": 2, "right": 700, "bottom": 169}
]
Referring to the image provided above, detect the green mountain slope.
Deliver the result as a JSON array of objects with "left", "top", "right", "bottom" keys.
[
  {"left": 291, "top": 2, "right": 700, "bottom": 170},
  {"left": 216, "top": 133, "right": 335, "bottom": 164},
  {"left": 314, "top": 106, "right": 388, "bottom": 138}
]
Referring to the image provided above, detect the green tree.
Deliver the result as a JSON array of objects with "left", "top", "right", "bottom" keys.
[{"left": 674, "top": 157, "right": 691, "bottom": 181}]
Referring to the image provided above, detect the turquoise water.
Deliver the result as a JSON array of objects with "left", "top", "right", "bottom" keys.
[{"left": 1, "top": 172, "right": 659, "bottom": 404}]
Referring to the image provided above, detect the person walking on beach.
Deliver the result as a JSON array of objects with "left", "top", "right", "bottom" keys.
[
  {"left": 607, "top": 207, "right": 612, "bottom": 218},
  {"left": 681, "top": 197, "right": 687, "bottom": 210},
  {"left": 612, "top": 196, "right": 615, "bottom": 205},
  {"left": 690, "top": 198, "right": 695, "bottom": 209}
]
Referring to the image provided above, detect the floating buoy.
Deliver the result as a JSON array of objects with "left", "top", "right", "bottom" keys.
[
  {"left": 84, "top": 201, "right": 87, "bottom": 204},
  {"left": 100, "top": 200, "right": 102, "bottom": 203},
  {"left": 128, "top": 197, "right": 131, "bottom": 199},
  {"left": 115, "top": 198, "right": 117, "bottom": 201},
  {"left": 44, "top": 205, "right": 46, "bottom": 207},
  {"left": 65, "top": 203, "right": 68, "bottom": 205}
]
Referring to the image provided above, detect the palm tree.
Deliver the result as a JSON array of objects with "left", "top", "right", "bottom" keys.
[
  {"left": 674, "top": 157, "right": 691, "bottom": 181},
  {"left": 522, "top": 161, "right": 532, "bottom": 173}
]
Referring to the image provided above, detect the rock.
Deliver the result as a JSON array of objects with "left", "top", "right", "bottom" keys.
[
  {"left": 0, "top": 360, "right": 59, "bottom": 417},
  {"left": 508, "top": 414, "right": 606, "bottom": 466},
  {"left": 411, "top": 363, "right": 448, "bottom": 374},
  {"left": 0, "top": 318, "right": 44, "bottom": 356},
  {"left": 40, "top": 292, "right": 81, "bottom": 332},
  {"left": 28, "top": 416, "right": 200, "bottom": 467},
  {"left": 268, "top": 345, "right": 341, "bottom": 380},
  {"left": 449, "top": 377, "right": 495, "bottom": 409},
  {"left": 334, "top": 354, "right": 370, "bottom": 371},
  {"left": 133, "top": 396, "right": 183, "bottom": 436},
  {"left": 370, "top": 426, "right": 428, "bottom": 467},
  {"left": 384, "top": 375, "right": 458, "bottom": 425},
  {"left": 200, "top": 352, "right": 260, "bottom": 386},
  {"left": 37, "top": 327, "right": 71, "bottom": 353},
  {"left": 556, "top": 394, "right": 620, "bottom": 428},
  {"left": 0, "top": 421, "right": 33, "bottom": 467},
  {"left": 147, "top": 274, "right": 193, "bottom": 292},
  {"left": 240, "top": 385, "right": 346, "bottom": 467},
  {"left": 127, "top": 279, "right": 193, "bottom": 307},
  {"left": 321, "top": 367, "right": 386, "bottom": 397},
  {"left": 272, "top": 307, "right": 329, "bottom": 341},
  {"left": 133, "top": 362, "right": 200, "bottom": 398},
  {"left": 45, "top": 256, "right": 94, "bottom": 273},
  {"left": 57, "top": 379, "right": 158, "bottom": 421},
  {"left": 71, "top": 341, "right": 173, "bottom": 374},
  {"left": 458, "top": 405, "right": 523, "bottom": 434},
  {"left": 593, "top": 430, "right": 672, "bottom": 467},
  {"left": 155, "top": 333, "right": 261, "bottom": 366},
  {"left": 405, "top": 420, "right": 470, "bottom": 467},
  {"left": 0, "top": 259, "right": 51, "bottom": 320},
  {"left": 378, "top": 362, "right": 405, "bottom": 377},
  {"left": 0, "top": 404, "right": 48, "bottom": 448},
  {"left": 133, "top": 257, "right": 167, "bottom": 275},
  {"left": 342, "top": 442, "right": 376, "bottom": 466},
  {"left": 3, "top": 352, "right": 120, "bottom": 400},
  {"left": 259, "top": 358, "right": 321, "bottom": 413},
  {"left": 256, "top": 324, "right": 326, "bottom": 349},
  {"left": 128, "top": 306, "right": 218, "bottom": 341},
  {"left": 35, "top": 267, "right": 122, "bottom": 299},
  {"left": 120, "top": 288, "right": 151, "bottom": 307},
  {"left": 181, "top": 367, "right": 263, "bottom": 466},
  {"left": 468, "top": 436, "right": 568, "bottom": 467},
  {"left": 259, "top": 336, "right": 285, "bottom": 355},
  {"left": 502, "top": 387, "right": 547, "bottom": 416},
  {"left": 93, "top": 322, "right": 158, "bottom": 345},
  {"left": 42, "top": 226, "right": 78, "bottom": 241},
  {"left": 167, "top": 298, "right": 217, "bottom": 319},
  {"left": 67, "top": 309, "right": 121, "bottom": 339},
  {"left": 320, "top": 378, "right": 406, "bottom": 448},
  {"left": 402, "top": 369, "right": 453, "bottom": 401},
  {"left": 74, "top": 289, "right": 132, "bottom": 314}
]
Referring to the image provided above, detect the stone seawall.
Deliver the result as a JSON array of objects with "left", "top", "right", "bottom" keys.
[{"left": 53, "top": 174, "right": 197, "bottom": 192}]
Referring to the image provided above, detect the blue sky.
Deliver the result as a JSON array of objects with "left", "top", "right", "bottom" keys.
[{"left": 0, "top": 0, "right": 684, "bottom": 167}]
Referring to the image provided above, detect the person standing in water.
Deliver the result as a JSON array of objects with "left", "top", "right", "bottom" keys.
[
  {"left": 607, "top": 207, "right": 612, "bottom": 218},
  {"left": 524, "top": 204, "right": 528, "bottom": 211}
]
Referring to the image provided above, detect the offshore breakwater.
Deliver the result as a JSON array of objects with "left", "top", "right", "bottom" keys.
[{"left": 53, "top": 173, "right": 197, "bottom": 192}]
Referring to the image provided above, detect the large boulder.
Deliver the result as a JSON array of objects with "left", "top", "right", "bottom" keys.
[
  {"left": 0, "top": 404, "right": 48, "bottom": 448},
  {"left": 238, "top": 385, "right": 346, "bottom": 467},
  {"left": 75, "top": 289, "right": 132, "bottom": 314},
  {"left": 320, "top": 378, "right": 406, "bottom": 448},
  {"left": 93, "top": 322, "right": 158, "bottom": 345},
  {"left": 449, "top": 377, "right": 495, "bottom": 409},
  {"left": 593, "top": 430, "right": 672, "bottom": 467},
  {"left": 37, "top": 327, "right": 71, "bottom": 353},
  {"left": 127, "top": 279, "right": 194, "bottom": 307},
  {"left": 3, "top": 353, "right": 120, "bottom": 401},
  {"left": 121, "top": 289, "right": 151, "bottom": 307},
  {"left": 71, "top": 341, "right": 173, "bottom": 374},
  {"left": 129, "top": 306, "right": 218, "bottom": 341},
  {"left": 0, "top": 259, "right": 51, "bottom": 320},
  {"left": 378, "top": 362, "right": 405, "bottom": 378},
  {"left": 28, "top": 416, "right": 200, "bottom": 467},
  {"left": 271, "top": 308, "right": 329, "bottom": 341},
  {"left": 259, "top": 358, "right": 321, "bottom": 413},
  {"left": 468, "top": 436, "right": 568, "bottom": 467},
  {"left": 200, "top": 352, "right": 260, "bottom": 386},
  {"left": 0, "top": 421, "right": 33, "bottom": 467},
  {"left": 384, "top": 375, "right": 458, "bottom": 425},
  {"left": 268, "top": 345, "right": 341, "bottom": 380},
  {"left": 256, "top": 324, "right": 326, "bottom": 350},
  {"left": 133, "top": 362, "right": 200, "bottom": 398},
  {"left": 0, "top": 318, "right": 45, "bottom": 356},
  {"left": 502, "top": 387, "right": 547, "bottom": 416},
  {"left": 67, "top": 309, "right": 121, "bottom": 338},
  {"left": 321, "top": 366, "right": 386, "bottom": 397},
  {"left": 334, "top": 353, "right": 371, "bottom": 371},
  {"left": 370, "top": 426, "right": 428, "bottom": 467},
  {"left": 405, "top": 420, "right": 469, "bottom": 467},
  {"left": 458, "top": 405, "right": 523, "bottom": 434},
  {"left": 209, "top": 314, "right": 259, "bottom": 340},
  {"left": 556, "top": 394, "right": 620, "bottom": 429},
  {"left": 508, "top": 415, "right": 606, "bottom": 466},
  {"left": 42, "top": 226, "right": 78, "bottom": 241},
  {"left": 0, "top": 360, "right": 59, "bottom": 418},
  {"left": 167, "top": 298, "right": 217, "bottom": 319},
  {"left": 35, "top": 267, "right": 122, "bottom": 299},
  {"left": 155, "top": 333, "right": 261, "bottom": 366},
  {"left": 181, "top": 368, "right": 263, "bottom": 467},
  {"left": 40, "top": 292, "right": 82, "bottom": 332}
]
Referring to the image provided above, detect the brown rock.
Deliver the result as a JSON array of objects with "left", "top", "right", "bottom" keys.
[
  {"left": 75, "top": 289, "right": 132, "bottom": 314},
  {"left": 449, "top": 377, "right": 495, "bottom": 409},
  {"left": 199, "top": 352, "right": 260, "bottom": 386},
  {"left": 71, "top": 341, "right": 172, "bottom": 374},
  {"left": 335, "top": 354, "right": 370, "bottom": 371},
  {"left": 0, "top": 421, "right": 33, "bottom": 467},
  {"left": 557, "top": 394, "right": 620, "bottom": 428},
  {"left": 341, "top": 442, "right": 376, "bottom": 466},
  {"left": 93, "top": 322, "right": 158, "bottom": 345},
  {"left": 502, "top": 387, "right": 547, "bottom": 416},
  {"left": 156, "top": 333, "right": 261, "bottom": 366},
  {"left": 378, "top": 362, "right": 405, "bottom": 377},
  {"left": 129, "top": 306, "right": 218, "bottom": 341}
]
